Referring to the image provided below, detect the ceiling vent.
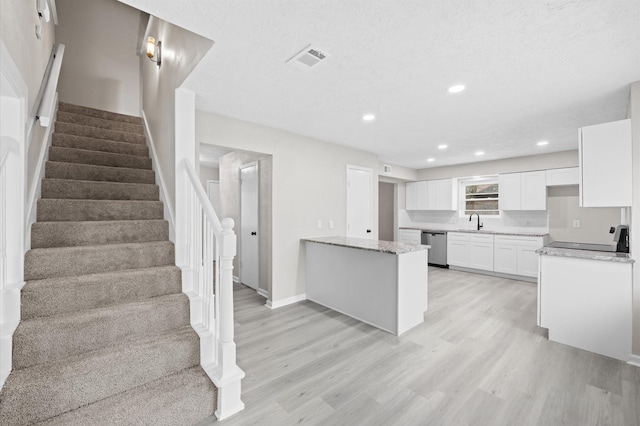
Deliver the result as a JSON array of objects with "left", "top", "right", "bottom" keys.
[
  {"left": 383, "top": 165, "right": 392, "bottom": 175},
  {"left": 286, "top": 45, "right": 330, "bottom": 71}
]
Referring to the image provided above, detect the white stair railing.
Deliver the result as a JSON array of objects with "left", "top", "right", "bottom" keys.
[{"left": 181, "top": 159, "right": 245, "bottom": 420}]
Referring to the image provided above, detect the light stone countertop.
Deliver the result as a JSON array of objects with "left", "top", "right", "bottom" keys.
[
  {"left": 303, "top": 236, "right": 430, "bottom": 255},
  {"left": 399, "top": 227, "right": 548, "bottom": 238},
  {"left": 536, "top": 246, "right": 634, "bottom": 263}
]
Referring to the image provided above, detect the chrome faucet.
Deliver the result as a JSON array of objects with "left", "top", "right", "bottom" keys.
[{"left": 469, "top": 212, "right": 483, "bottom": 231}]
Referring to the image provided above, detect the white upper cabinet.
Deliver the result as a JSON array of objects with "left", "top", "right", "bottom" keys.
[
  {"left": 499, "top": 171, "right": 546, "bottom": 211},
  {"left": 545, "top": 167, "right": 579, "bottom": 186},
  {"left": 579, "top": 119, "right": 632, "bottom": 207},
  {"left": 405, "top": 179, "right": 457, "bottom": 210}
]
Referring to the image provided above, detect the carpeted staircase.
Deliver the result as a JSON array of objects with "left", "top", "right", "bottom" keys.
[{"left": 0, "top": 102, "right": 217, "bottom": 425}]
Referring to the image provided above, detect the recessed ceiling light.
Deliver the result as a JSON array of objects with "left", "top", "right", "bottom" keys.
[
  {"left": 537, "top": 140, "right": 549, "bottom": 146},
  {"left": 362, "top": 114, "right": 375, "bottom": 121},
  {"left": 448, "top": 84, "right": 466, "bottom": 93},
  {"left": 438, "top": 144, "right": 448, "bottom": 150},
  {"left": 475, "top": 151, "right": 485, "bottom": 156},
  {"left": 427, "top": 158, "right": 435, "bottom": 162}
]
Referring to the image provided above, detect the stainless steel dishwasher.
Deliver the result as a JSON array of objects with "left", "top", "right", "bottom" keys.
[{"left": 421, "top": 231, "right": 448, "bottom": 267}]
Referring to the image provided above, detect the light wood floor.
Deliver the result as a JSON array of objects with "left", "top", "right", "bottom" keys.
[{"left": 199, "top": 267, "right": 640, "bottom": 425}]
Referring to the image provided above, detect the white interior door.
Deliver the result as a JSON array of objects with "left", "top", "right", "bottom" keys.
[
  {"left": 347, "top": 165, "right": 373, "bottom": 239},
  {"left": 206, "top": 180, "right": 221, "bottom": 215},
  {"left": 240, "top": 162, "right": 259, "bottom": 290}
]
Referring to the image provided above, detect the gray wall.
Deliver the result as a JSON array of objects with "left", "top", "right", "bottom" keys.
[
  {"left": 141, "top": 17, "right": 213, "bottom": 221},
  {"left": 197, "top": 111, "right": 379, "bottom": 303},
  {"left": 378, "top": 182, "right": 394, "bottom": 241},
  {"left": 547, "top": 186, "right": 621, "bottom": 244},
  {"left": 198, "top": 165, "right": 219, "bottom": 189},
  {"left": 56, "top": 0, "right": 143, "bottom": 116},
  {"left": 219, "top": 151, "right": 272, "bottom": 296}
]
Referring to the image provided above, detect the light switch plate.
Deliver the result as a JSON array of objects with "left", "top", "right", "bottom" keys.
[
  {"left": 329, "top": 220, "right": 334, "bottom": 229},
  {"left": 573, "top": 220, "right": 580, "bottom": 228}
]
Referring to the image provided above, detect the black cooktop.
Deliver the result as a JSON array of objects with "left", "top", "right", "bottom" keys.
[{"left": 546, "top": 241, "right": 616, "bottom": 252}]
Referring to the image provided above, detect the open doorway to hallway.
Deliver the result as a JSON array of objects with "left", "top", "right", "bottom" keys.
[{"left": 197, "top": 143, "right": 273, "bottom": 302}]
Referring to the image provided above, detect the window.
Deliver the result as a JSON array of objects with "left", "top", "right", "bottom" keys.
[{"left": 460, "top": 177, "right": 499, "bottom": 216}]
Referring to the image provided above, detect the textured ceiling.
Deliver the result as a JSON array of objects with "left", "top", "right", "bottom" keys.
[{"left": 118, "top": 0, "right": 640, "bottom": 170}]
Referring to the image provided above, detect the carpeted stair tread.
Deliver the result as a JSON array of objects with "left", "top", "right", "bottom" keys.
[
  {"left": 55, "top": 122, "right": 146, "bottom": 145},
  {"left": 0, "top": 326, "right": 200, "bottom": 426},
  {"left": 45, "top": 161, "right": 155, "bottom": 184},
  {"left": 58, "top": 102, "right": 142, "bottom": 125},
  {"left": 41, "top": 178, "right": 159, "bottom": 201},
  {"left": 31, "top": 219, "right": 169, "bottom": 248},
  {"left": 13, "top": 293, "right": 190, "bottom": 369},
  {"left": 37, "top": 199, "right": 164, "bottom": 221},
  {"left": 48, "top": 146, "right": 152, "bottom": 170},
  {"left": 57, "top": 111, "right": 144, "bottom": 135},
  {"left": 21, "top": 266, "right": 182, "bottom": 320},
  {"left": 52, "top": 133, "right": 149, "bottom": 157},
  {"left": 37, "top": 366, "right": 216, "bottom": 426},
  {"left": 24, "top": 241, "right": 174, "bottom": 280}
]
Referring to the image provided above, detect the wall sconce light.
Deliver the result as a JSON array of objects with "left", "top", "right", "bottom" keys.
[{"left": 146, "top": 36, "right": 162, "bottom": 67}]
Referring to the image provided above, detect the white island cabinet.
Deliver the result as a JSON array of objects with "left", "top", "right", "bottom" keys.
[
  {"left": 305, "top": 236, "right": 428, "bottom": 336},
  {"left": 537, "top": 246, "right": 634, "bottom": 361},
  {"left": 397, "top": 229, "right": 421, "bottom": 245}
]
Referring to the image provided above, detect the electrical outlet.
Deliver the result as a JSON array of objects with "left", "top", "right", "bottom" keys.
[
  {"left": 317, "top": 219, "right": 322, "bottom": 229},
  {"left": 573, "top": 220, "right": 580, "bottom": 228},
  {"left": 329, "top": 220, "right": 334, "bottom": 229}
]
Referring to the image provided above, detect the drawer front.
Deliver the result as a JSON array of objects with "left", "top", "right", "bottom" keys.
[
  {"left": 494, "top": 235, "right": 543, "bottom": 247},
  {"left": 448, "top": 232, "right": 469, "bottom": 242},
  {"left": 468, "top": 233, "right": 494, "bottom": 243}
]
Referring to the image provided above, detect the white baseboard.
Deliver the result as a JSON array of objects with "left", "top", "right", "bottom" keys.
[
  {"left": 233, "top": 275, "right": 240, "bottom": 283},
  {"left": 257, "top": 288, "right": 268, "bottom": 299},
  {"left": 140, "top": 110, "right": 176, "bottom": 242},
  {"left": 266, "top": 293, "right": 306, "bottom": 309},
  {"left": 628, "top": 354, "right": 640, "bottom": 367}
]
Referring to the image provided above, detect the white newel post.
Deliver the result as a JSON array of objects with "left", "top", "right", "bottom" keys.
[{"left": 214, "top": 217, "right": 245, "bottom": 420}]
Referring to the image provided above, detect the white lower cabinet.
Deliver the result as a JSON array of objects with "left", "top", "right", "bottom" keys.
[
  {"left": 449, "top": 232, "right": 546, "bottom": 278},
  {"left": 397, "top": 229, "right": 421, "bottom": 245},
  {"left": 447, "top": 232, "right": 493, "bottom": 271},
  {"left": 493, "top": 235, "right": 545, "bottom": 278},
  {"left": 493, "top": 244, "right": 517, "bottom": 275}
]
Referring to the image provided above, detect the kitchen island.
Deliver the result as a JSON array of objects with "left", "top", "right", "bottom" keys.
[
  {"left": 537, "top": 244, "right": 634, "bottom": 361},
  {"left": 304, "top": 236, "right": 429, "bottom": 336}
]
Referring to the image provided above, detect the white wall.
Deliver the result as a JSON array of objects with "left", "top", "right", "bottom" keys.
[
  {"left": 141, "top": 17, "right": 213, "bottom": 221},
  {"left": 417, "top": 150, "right": 578, "bottom": 180},
  {"left": 378, "top": 162, "right": 418, "bottom": 182},
  {"left": 196, "top": 111, "right": 379, "bottom": 303},
  {"left": 55, "top": 0, "right": 143, "bottom": 116}
]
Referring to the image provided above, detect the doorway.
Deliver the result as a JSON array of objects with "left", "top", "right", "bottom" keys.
[
  {"left": 240, "top": 162, "right": 259, "bottom": 290},
  {"left": 346, "top": 165, "right": 373, "bottom": 239},
  {"left": 378, "top": 181, "right": 395, "bottom": 241}
]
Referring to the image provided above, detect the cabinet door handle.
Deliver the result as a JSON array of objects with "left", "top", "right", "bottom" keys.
[
  {"left": 366, "top": 229, "right": 372, "bottom": 233},
  {"left": 251, "top": 231, "right": 257, "bottom": 236}
]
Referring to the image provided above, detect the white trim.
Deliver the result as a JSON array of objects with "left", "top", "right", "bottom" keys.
[
  {"left": 0, "top": 42, "right": 28, "bottom": 389},
  {"left": 629, "top": 354, "right": 640, "bottom": 367},
  {"left": 266, "top": 293, "right": 306, "bottom": 309},
  {"left": 141, "top": 110, "right": 176, "bottom": 242},
  {"left": 257, "top": 288, "right": 268, "bottom": 299}
]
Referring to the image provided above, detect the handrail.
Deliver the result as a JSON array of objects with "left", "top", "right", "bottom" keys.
[
  {"left": 181, "top": 158, "right": 244, "bottom": 420},
  {"left": 183, "top": 159, "right": 223, "bottom": 235},
  {"left": 36, "top": 43, "right": 65, "bottom": 127}
]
